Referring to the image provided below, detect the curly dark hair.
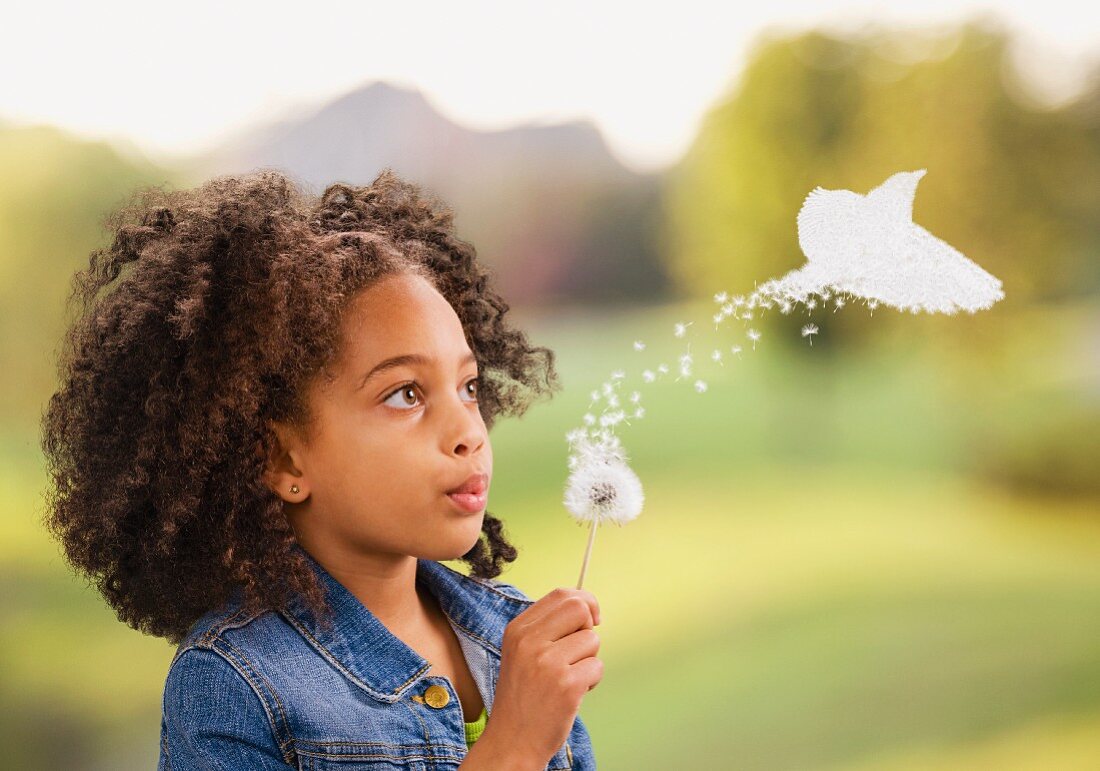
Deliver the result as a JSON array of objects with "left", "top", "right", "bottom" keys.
[{"left": 40, "top": 167, "right": 561, "bottom": 646}]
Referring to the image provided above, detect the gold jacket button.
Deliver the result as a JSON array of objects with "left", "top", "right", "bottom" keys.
[{"left": 423, "top": 684, "right": 450, "bottom": 708}]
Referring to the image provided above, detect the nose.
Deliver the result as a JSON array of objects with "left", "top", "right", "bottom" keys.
[{"left": 445, "top": 395, "right": 486, "bottom": 458}]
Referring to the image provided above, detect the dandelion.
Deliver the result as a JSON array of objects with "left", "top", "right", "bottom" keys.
[
  {"left": 694, "top": 380, "right": 708, "bottom": 393},
  {"left": 583, "top": 413, "right": 596, "bottom": 425},
  {"left": 657, "top": 363, "right": 669, "bottom": 374},
  {"left": 733, "top": 295, "right": 746, "bottom": 307},
  {"left": 673, "top": 321, "right": 693, "bottom": 338},
  {"left": 779, "top": 300, "right": 792, "bottom": 314},
  {"left": 678, "top": 351, "right": 693, "bottom": 378},
  {"left": 629, "top": 391, "right": 642, "bottom": 404},
  {"left": 711, "top": 349, "right": 723, "bottom": 365},
  {"left": 642, "top": 369, "right": 656, "bottom": 383},
  {"left": 607, "top": 393, "right": 620, "bottom": 409},
  {"left": 801, "top": 323, "right": 819, "bottom": 345},
  {"left": 867, "top": 298, "right": 879, "bottom": 317},
  {"left": 713, "top": 312, "right": 724, "bottom": 327},
  {"left": 633, "top": 406, "right": 645, "bottom": 419},
  {"left": 721, "top": 302, "right": 734, "bottom": 315},
  {"left": 589, "top": 389, "right": 601, "bottom": 402},
  {"left": 601, "top": 382, "right": 614, "bottom": 397},
  {"left": 633, "top": 340, "right": 646, "bottom": 351},
  {"left": 740, "top": 311, "right": 754, "bottom": 321},
  {"left": 714, "top": 291, "right": 729, "bottom": 304},
  {"left": 564, "top": 433, "right": 644, "bottom": 588},
  {"left": 806, "top": 298, "right": 818, "bottom": 311},
  {"left": 730, "top": 344, "right": 743, "bottom": 358},
  {"left": 820, "top": 290, "right": 831, "bottom": 302},
  {"left": 746, "top": 328, "right": 761, "bottom": 350},
  {"left": 834, "top": 297, "right": 845, "bottom": 311}
]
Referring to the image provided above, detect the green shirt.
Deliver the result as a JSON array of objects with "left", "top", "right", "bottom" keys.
[{"left": 464, "top": 706, "right": 488, "bottom": 746}]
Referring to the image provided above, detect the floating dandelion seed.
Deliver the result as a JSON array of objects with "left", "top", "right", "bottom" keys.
[
  {"left": 630, "top": 391, "right": 642, "bottom": 404},
  {"left": 806, "top": 298, "right": 818, "bottom": 311},
  {"left": 834, "top": 297, "right": 846, "bottom": 311},
  {"left": 733, "top": 295, "right": 746, "bottom": 307},
  {"left": 607, "top": 393, "right": 620, "bottom": 408},
  {"left": 740, "top": 311, "right": 754, "bottom": 321},
  {"left": 564, "top": 433, "right": 644, "bottom": 589},
  {"left": 673, "top": 321, "right": 693, "bottom": 338},
  {"left": 801, "top": 324, "right": 819, "bottom": 345},
  {"left": 713, "top": 312, "right": 724, "bottom": 326},
  {"left": 780, "top": 301, "right": 792, "bottom": 314},
  {"left": 721, "top": 302, "right": 734, "bottom": 315},
  {"left": 714, "top": 291, "right": 729, "bottom": 304},
  {"left": 731, "top": 345, "right": 743, "bottom": 357},
  {"left": 633, "top": 406, "right": 645, "bottom": 419},
  {"left": 747, "top": 328, "right": 761, "bottom": 350},
  {"left": 589, "top": 389, "right": 600, "bottom": 402},
  {"left": 633, "top": 340, "right": 646, "bottom": 351},
  {"left": 610, "top": 370, "right": 625, "bottom": 380},
  {"left": 694, "top": 380, "right": 708, "bottom": 393},
  {"left": 711, "top": 349, "right": 723, "bottom": 364},
  {"left": 583, "top": 413, "right": 596, "bottom": 426},
  {"left": 657, "top": 363, "right": 669, "bottom": 374},
  {"left": 642, "top": 369, "right": 656, "bottom": 383}
]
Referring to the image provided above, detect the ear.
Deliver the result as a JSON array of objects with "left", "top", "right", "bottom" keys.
[{"left": 261, "top": 419, "right": 309, "bottom": 503}]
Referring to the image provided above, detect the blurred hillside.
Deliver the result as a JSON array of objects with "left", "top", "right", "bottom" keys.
[{"left": 179, "top": 80, "right": 672, "bottom": 309}]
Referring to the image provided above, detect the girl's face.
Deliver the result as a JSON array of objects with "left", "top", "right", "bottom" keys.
[{"left": 267, "top": 271, "right": 493, "bottom": 564}]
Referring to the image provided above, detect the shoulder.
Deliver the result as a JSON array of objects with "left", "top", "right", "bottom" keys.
[{"left": 471, "top": 574, "right": 534, "bottom": 603}]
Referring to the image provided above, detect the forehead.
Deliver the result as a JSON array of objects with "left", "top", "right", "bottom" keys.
[{"left": 340, "top": 272, "right": 469, "bottom": 360}]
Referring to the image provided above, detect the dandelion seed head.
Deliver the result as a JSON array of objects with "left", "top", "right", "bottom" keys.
[{"left": 563, "top": 435, "right": 644, "bottom": 526}]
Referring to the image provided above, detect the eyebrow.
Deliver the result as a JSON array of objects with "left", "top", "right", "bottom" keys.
[{"left": 357, "top": 351, "right": 478, "bottom": 391}]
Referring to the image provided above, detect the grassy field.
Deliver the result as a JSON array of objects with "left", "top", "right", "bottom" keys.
[{"left": 3, "top": 298, "right": 1099, "bottom": 769}]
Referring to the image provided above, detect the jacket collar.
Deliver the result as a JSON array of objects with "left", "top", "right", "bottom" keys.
[{"left": 280, "top": 543, "right": 533, "bottom": 704}]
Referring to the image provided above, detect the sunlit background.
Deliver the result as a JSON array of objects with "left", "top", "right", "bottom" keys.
[{"left": 4, "top": 2, "right": 1099, "bottom": 769}]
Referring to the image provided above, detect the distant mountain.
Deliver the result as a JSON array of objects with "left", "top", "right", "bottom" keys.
[{"left": 180, "top": 81, "right": 671, "bottom": 305}]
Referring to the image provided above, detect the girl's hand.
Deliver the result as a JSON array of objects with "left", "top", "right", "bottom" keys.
[{"left": 483, "top": 588, "right": 602, "bottom": 766}]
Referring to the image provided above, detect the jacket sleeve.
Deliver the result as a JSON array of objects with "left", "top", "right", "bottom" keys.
[{"left": 159, "top": 647, "right": 292, "bottom": 770}]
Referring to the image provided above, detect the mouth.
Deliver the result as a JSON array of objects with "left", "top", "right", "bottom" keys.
[{"left": 445, "top": 472, "right": 489, "bottom": 513}]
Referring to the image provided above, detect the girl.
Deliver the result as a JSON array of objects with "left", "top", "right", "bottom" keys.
[{"left": 40, "top": 169, "right": 603, "bottom": 769}]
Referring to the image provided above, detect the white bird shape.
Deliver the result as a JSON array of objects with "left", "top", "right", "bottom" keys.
[{"left": 756, "top": 169, "right": 1004, "bottom": 314}]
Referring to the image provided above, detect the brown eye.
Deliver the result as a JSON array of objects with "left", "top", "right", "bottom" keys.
[
  {"left": 383, "top": 383, "right": 421, "bottom": 410},
  {"left": 462, "top": 377, "right": 479, "bottom": 402}
]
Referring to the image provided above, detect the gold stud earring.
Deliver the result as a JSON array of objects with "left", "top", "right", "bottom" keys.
[{"left": 290, "top": 484, "right": 300, "bottom": 494}]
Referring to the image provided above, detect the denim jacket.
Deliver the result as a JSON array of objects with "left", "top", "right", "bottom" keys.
[{"left": 158, "top": 544, "right": 596, "bottom": 770}]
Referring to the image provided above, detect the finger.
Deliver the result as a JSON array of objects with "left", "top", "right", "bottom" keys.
[{"left": 552, "top": 627, "right": 601, "bottom": 665}]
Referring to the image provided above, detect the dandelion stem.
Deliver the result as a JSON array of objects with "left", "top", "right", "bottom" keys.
[{"left": 577, "top": 519, "right": 599, "bottom": 590}]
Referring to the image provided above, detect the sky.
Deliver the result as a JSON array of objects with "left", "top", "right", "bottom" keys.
[{"left": 2, "top": 0, "right": 1097, "bottom": 173}]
